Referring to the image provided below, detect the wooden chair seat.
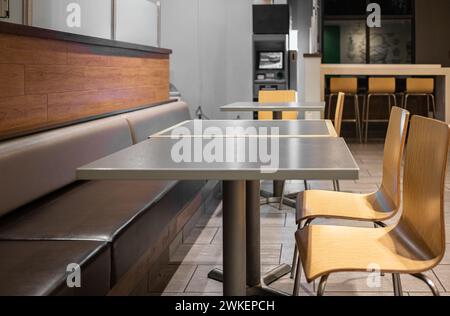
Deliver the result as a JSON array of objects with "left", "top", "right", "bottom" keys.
[
  {"left": 296, "top": 224, "right": 441, "bottom": 283},
  {"left": 296, "top": 190, "right": 397, "bottom": 223}
]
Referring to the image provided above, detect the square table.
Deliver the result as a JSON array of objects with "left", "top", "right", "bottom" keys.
[
  {"left": 152, "top": 120, "right": 337, "bottom": 138},
  {"left": 152, "top": 119, "right": 337, "bottom": 207},
  {"left": 77, "top": 134, "right": 359, "bottom": 296},
  {"left": 220, "top": 102, "right": 326, "bottom": 120}
]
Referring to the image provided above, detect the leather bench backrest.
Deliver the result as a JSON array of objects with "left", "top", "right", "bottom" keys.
[
  {"left": 0, "top": 117, "right": 133, "bottom": 217},
  {"left": 124, "top": 101, "right": 191, "bottom": 143}
]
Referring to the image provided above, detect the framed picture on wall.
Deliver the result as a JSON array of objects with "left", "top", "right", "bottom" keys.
[{"left": 0, "top": 0, "right": 9, "bottom": 18}]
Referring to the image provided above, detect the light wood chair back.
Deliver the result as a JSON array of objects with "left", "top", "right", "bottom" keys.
[
  {"left": 333, "top": 92, "right": 345, "bottom": 137},
  {"left": 379, "top": 107, "right": 410, "bottom": 209},
  {"left": 399, "top": 116, "right": 449, "bottom": 259},
  {"left": 330, "top": 78, "right": 358, "bottom": 94},
  {"left": 406, "top": 78, "right": 434, "bottom": 94},
  {"left": 368, "top": 77, "right": 396, "bottom": 93},
  {"left": 258, "top": 90, "right": 297, "bottom": 120}
]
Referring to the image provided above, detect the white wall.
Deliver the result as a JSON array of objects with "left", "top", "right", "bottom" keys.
[
  {"left": 33, "top": 0, "right": 112, "bottom": 39},
  {"left": 0, "top": 0, "right": 22, "bottom": 24},
  {"left": 162, "top": 0, "right": 253, "bottom": 119},
  {"left": 116, "top": 0, "right": 158, "bottom": 46},
  {"left": 289, "top": 0, "right": 312, "bottom": 101}
]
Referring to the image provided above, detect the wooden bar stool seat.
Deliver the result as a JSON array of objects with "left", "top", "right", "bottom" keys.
[
  {"left": 363, "top": 77, "right": 397, "bottom": 143},
  {"left": 403, "top": 78, "right": 436, "bottom": 118},
  {"left": 328, "top": 78, "right": 362, "bottom": 143}
]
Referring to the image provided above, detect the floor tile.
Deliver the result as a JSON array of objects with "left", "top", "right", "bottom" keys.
[
  {"left": 433, "top": 265, "right": 450, "bottom": 291},
  {"left": 148, "top": 264, "right": 197, "bottom": 293},
  {"left": 183, "top": 227, "right": 219, "bottom": 244}
]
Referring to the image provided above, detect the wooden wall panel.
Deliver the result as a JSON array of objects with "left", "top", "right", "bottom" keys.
[
  {"left": 0, "top": 28, "right": 170, "bottom": 139},
  {"left": 0, "top": 64, "right": 24, "bottom": 98},
  {"left": 47, "top": 85, "right": 168, "bottom": 123},
  {"left": 0, "top": 95, "right": 47, "bottom": 133},
  {"left": 0, "top": 34, "right": 67, "bottom": 65}
]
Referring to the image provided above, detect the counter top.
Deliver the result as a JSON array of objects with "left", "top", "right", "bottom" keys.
[
  {"left": 321, "top": 64, "right": 450, "bottom": 75},
  {"left": 0, "top": 21, "right": 171, "bottom": 55}
]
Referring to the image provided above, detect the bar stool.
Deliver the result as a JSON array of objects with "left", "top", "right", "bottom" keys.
[
  {"left": 403, "top": 78, "right": 436, "bottom": 118},
  {"left": 328, "top": 78, "right": 362, "bottom": 143},
  {"left": 363, "top": 77, "right": 397, "bottom": 143}
]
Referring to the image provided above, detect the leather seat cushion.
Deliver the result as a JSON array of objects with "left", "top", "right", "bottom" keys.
[
  {"left": 124, "top": 101, "right": 191, "bottom": 143},
  {"left": 0, "top": 117, "right": 133, "bottom": 217},
  {"left": 0, "top": 179, "right": 205, "bottom": 284},
  {"left": 0, "top": 240, "right": 110, "bottom": 296}
]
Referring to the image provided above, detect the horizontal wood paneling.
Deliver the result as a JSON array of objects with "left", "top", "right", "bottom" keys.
[
  {"left": 0, "top": 95, "right": 47, "bottom": 133},
  {"left": 0, "top": 30, "right": 170, "bottom": 139},
  {"left": 0, "top": 64, "right": 24, "bottom": 98},
  {"left": 0, "top": 34, "right": 67, "bottom": 65},
  {"left": 48, "top": 85, "right": 168, "bottom": 122}
]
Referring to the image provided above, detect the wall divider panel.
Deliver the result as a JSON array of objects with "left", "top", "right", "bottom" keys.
[{"left": 0, "top": 21, "right": 171, "bottom": 140}]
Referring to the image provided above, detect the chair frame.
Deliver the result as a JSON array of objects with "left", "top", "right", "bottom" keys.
[
  {"left": 328, "top": 93, "right": 362, "bottom": 143},
  {"left": 404, "top": 93, "right": 436, "bottom": 119},
  {"left": 363, "top": 93, "right": 397, "bottom": 143}
]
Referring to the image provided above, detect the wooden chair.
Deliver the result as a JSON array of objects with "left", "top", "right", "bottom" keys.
[
  {"left": 328, "top": 78, "right": 362, "bottom": 143},
  {"left": 294, "top": 115, "right": 449, "bottom": 296},
  {"left": 290, "top": 106, "right": 410, "bottom": 281},
  {"left": 258, "top": 90, "right": 297, "bottom": 120}
]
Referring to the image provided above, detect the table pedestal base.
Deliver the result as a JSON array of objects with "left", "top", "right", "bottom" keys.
[
  {"left": 259, "top": 189, "right": 296, "bottom": 208},
  {"left": 207, "top": 265, "right": 291, "bottom": 296}
]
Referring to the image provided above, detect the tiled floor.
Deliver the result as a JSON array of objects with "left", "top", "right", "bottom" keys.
[{"left": 148, "top": 143, "right": 450, "bottom": 296}]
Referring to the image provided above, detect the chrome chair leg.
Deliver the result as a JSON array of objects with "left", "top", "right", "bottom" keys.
[
  {"left": 404, "top": 94, "right": 410, "bottom": 112},
  {"left": 411, "top": 273, "right": 440, "bottom": 296},
  {"left": 430, "top": 94, "right": 436, "bottom": 118},
  {"left": 365, "top": 94, "right": 371, "bottom": 143},
  {"left": 293, "top": 256, "right": 302, "bottom": 296},
  {"left": 291, "top": 219, "right": 314, "bottom": 280},
  {"left": 317, "top": 275, "right": 329, "bottom": 296},
  {"left": 279, "top": 181, "right": 286, "bottom": 210},
  {"left": 392, "top": 274, "right": 403, "bottom": 296},
  {"left": 354, "top": 95, "right": 363, "bottom": 143},
  {"left": 327, "top": 94, "right": 336, "bottom": 120},
  {"left": 290, "top": 223, "right": 301, "bottom": 279}
]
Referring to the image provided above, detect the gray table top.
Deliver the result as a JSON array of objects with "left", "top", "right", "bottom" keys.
[
  {"left": 77, "top": 137, "right": 359, "bottom": 181},
  {"left": 221, "top": 101, "right": 326, "bottom": 112},
  {"left": 152, "top": 120, "right": 337, "bottom": 138}
]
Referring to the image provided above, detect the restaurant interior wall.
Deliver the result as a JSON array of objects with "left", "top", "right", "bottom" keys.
[
  {"left": 161, "top": 0, "right": 253, "bottom": 120},
  {"left": 415, "top": 0, "right": 450, "bottom": 67}
]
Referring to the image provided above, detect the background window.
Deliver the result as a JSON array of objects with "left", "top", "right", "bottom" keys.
[
  {"left": 322, "top": 0, "right": 414, "bottom": 64},
  {"left": 324, "top": 20, "right": 366, "bottom": 64},
  {"left": 369, "top": 20, "right": 412, "bottom": 64},
  {"left": 33, "top": 0, "right": 112, "bottom": 39}
]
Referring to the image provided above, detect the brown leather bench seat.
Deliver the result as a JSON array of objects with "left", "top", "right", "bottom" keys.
[
  {"left": 0, "top": 240, "right": 110, "bottom": 296},
  {"left": 0, "top": 179, "right": 204, "bottom": 285},
  {"left": 0, "top": 101, "right": 206, "bottom": 295}
]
